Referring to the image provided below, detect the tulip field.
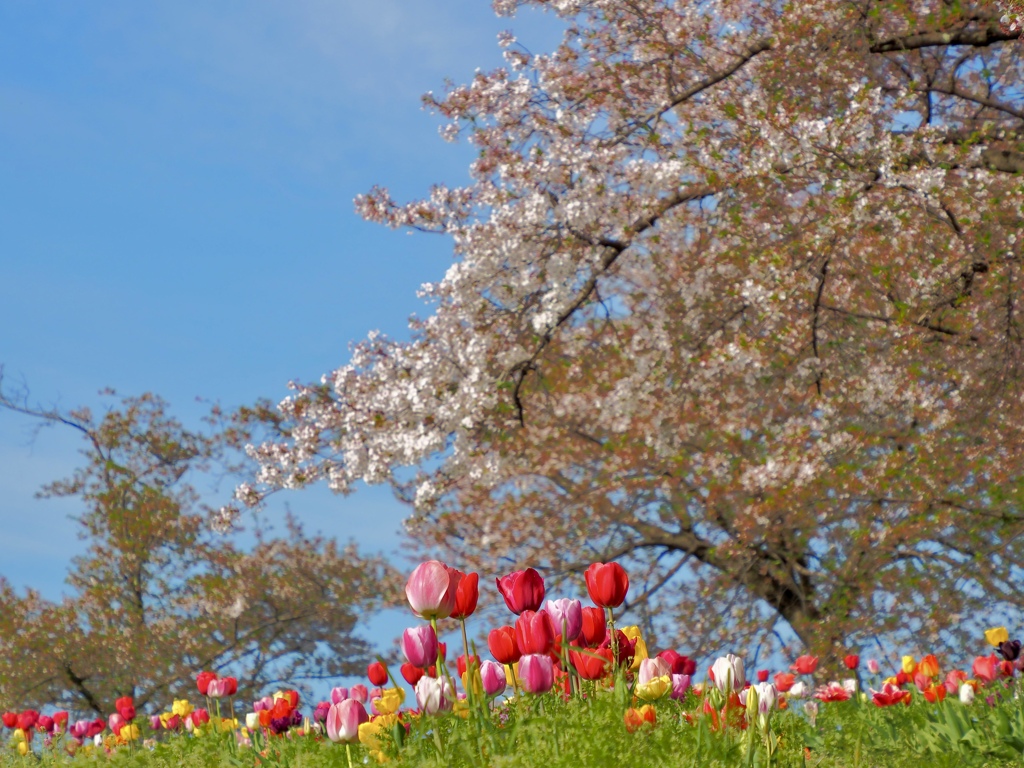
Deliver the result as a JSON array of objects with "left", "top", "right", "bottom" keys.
[{"left": 4, "top": 562, "right": 1024, "bottom": 767}]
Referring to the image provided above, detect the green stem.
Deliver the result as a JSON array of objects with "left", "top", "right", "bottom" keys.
[{"left": 346, "top": 742, "right": 354, "bottom": 768}]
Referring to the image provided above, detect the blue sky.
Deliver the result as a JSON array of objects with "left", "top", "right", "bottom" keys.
[{"left": 0, "top": 0, "right": 564, "bottom": 691}]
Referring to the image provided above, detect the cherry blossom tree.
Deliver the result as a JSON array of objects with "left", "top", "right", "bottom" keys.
[
  {"left": 0, "top": 388, "right": 398, "bottom": 715},
  {"left": 244, "top": 0, "right": 1024, "bottom": 666}
]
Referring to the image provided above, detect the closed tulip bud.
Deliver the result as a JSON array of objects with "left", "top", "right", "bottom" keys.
[
  {"left": 711, "top": 654, "right": 745, "bottom": 694},
  {"left": 960, "top": 682, "right": 975, "bottom": 704},
  {"left": 867, "top": 659, "right": 880, "bottom": 674},
  {"left": 480, "top": 660, "right": 507, "bottom": 697},
  {"left": 973, "top": 654, "right": 998, "bottom": 683},
  {"left": 245, "top": 712, "right": 260, "bottom": 730},
  {"left": 150, "top": 715, "right": 162, "bottom": 731},
  {"left": 570, "top": 643, "right": 613, "bottom": 680},
  {"left": 774, "top": 672, "right": 795, "bottom": 692},
  {"left": 488, "top": 625, "right": 521, "bottom": 665},
  {"left": 196, "top": 671, "right": 217, "bottom": 696},
  {"left": 515, "top": 609, "right": 556, "bottom": 655},
  {"left": 636, "top": 658, "right": 672, "bottom": 700},
  {"left": 670, "top": 673, "right": 691, "bottom": 700},
  {"left": 330, "top": 687, "right": 348, "bottom": 704},
  {"left": 349, "top": 685, "right": 368, "bottom": 704},
  {"left": 313, "top": 701, "right": 331, "bottom": 724},
  {"left": 108, "top": 713, "right": 125, "bottom": 736},
  {"left": 400, "top": 663, "right": 425, "bottom": 686},
  {"left": 584, "top": 561, "right": 629, "bottom": 608},
  {"left": 207, "top": 679, "right": 227, "bottom": 698},
  {"left": 657, "top": 649, "right": 694, "bottom": 676},
  {"left": 415, "top": 676, "right": 454, "bottom": 715},
  {"left": 579, "top": 606, "right": 607, "bottom": 647},
  {"left": 36, "top": 715, "right": 53, "bottom": 734},
  {"left": 451, "top": 571, "right": 480, "bottom": 620},
  {"left": 326, "top": 700, "right": 368, "bottom": 743},
  {"left": 544, "top": 598, "right": 583, "bottom": 641},
  {"left": 901, "top": 655, "right": 917, "bottom": 675},
  {"left": 52, "top": 712, "right": 67, "bottom": 732},
  {"left": 918, "top": 654, "right": 940, "bottom": 679},
  {"left": 638, "top": 657, "right": 671, "bottom": 685},
  {"left": 496, "top": 568, "right": 545, "bottom": 614},
  {"left": 844, "top": 654, "right": 860, "bottom": 670},
  {"left": 402, "top": 625, "right": 438, "bottom": 668},
  {"left": 1, "top": 712, "right": 16, "bottom": 729},
  {"left": 519, "top": 654, "right": 555, "bottom": 694},
  {"left": 367, "top": 661, "right": 389, "bottom": 687},
  {"left": 999, "top": 640, "right": 1022, "bottom": 662},
  {"left": 985, "top": 627, "right": 1010, "bottom": 647},
  {"left": 405, "top": 560, "right": 460, "bottom": 620},
  {"left": 790, "top": 681, "right": 808, "bottom": 697},
  {"left": 757, "top": 669, "right": 770, "bottom": 683}
]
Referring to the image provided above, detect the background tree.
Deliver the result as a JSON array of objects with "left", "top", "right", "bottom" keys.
[
  {"left": 0, "top": 387, "right": 399, "bottom": 715},
  {"left": 241, "top": 0, "right": 1024, "bottom": 669}
]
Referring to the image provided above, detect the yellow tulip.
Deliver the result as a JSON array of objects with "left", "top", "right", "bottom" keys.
[
  {"left": 635, "top": 674, "right": 671, "bottom": 701},
  {"left": 452, "top": 698, "right": 471, "bottom": 719},
  {"left": 901, "top": 655, "right": 917, "bottom": 674},
  {"left": 16, "top": 741, "right": 28, "bottom": 757},
  {"left": 373, "top": 687, "right": 405, "bottom": 716},
  {"left": 171, "top": 699, "right": 193, "bottom": 718},
  {"left": 218, "top": 717, "right": 238, "bottom": 733},
  {"left": 620, "top": 625, "right": 649, "bottom": 671},
  {"left": 11, "top": 728, "right": 25, "bottom": 743},
  {"left": 120, "top": 724, "right": 141, "bottom": 742},
  {"left": 359, "top": 719, "right": 385, "bottom": 750},
  {"left": 505, "top": 662, "right": 520, "bottom": 686},
  {"left": 985, "top": 627, "right": 1009, "bottom": 647}
]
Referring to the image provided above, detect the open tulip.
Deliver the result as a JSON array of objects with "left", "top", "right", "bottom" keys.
[
  {"left": 515, "top": 610, "right": 556, "bottom": 655},
  {"left": 986, "top": 626, "right": 1010, "bottom": 646},
  {"left": 584, "top": 562, "right": 629, "bottom": 608},
  {"left": 406, "top": 560, "right": 459, "bottom": 620},
  {"left": 450, "top": 571, "right": 479, "bottom": 620},
  {"left": 415, "top": 676, "right": 454, "bottom": 715},
  {"left": 773, "top": 672, "right": 796, "bottom": 692},
  {"left": 624, "top": 705, "right": 656, "bottom": 733},
  {"left": 871, "top": 682, "right": 911, "bottom": 707},
  {"left": 326, "top": 700, "right": 368, "bottom": 743},
  {"left": 480, "top": 660, "right": 507, "bottom": 698},
  {"left": 488, "top": 625, "right": 521, "bottom": 665},
  {"left": 496, "top": 568, "right": 545, "bottom": 614},
  {"left": 519, "top": 654, "right": 555, "bottom": 694},
  {"left": 544, "top": 598, "right": 582, "bottom": 641},
  {"left": 402, "top": 625, "right": 438, "bottom": 668},
  {"left": 372, "top": 688, "right": 405, "bottom": 716},
  {"left": 973, "top": 654, "right": 998, "bottom": 683},
  {"left": 791, "top": 655, "right": 818, "bottom": 675}
]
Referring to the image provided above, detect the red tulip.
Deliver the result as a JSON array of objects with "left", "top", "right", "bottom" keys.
[
  {"left": 774, "top": 672, "right": 796, "bottom": 692},
  {"left": 117, "top": 705, "right": 136, "bottom": 722},
  {"left": 515, "top": 610, "right": 556, "bottom": 655},
  {"left": 406, "top": 560, "right": 460, "bottom": 620},
  {"left": 791, "top": 655, "right": 818, "bottom": 675},
  {"left": 488, "top": 625, "right": 521, "bottom": 665},
  {"left": 757, "top": 669, "right": 770, "bottom": 683},
  {"left": 656, "top": 649, "right": 694, "bottom": 676},
  {"left": 579, "top": 606, "right": 607, "bottom": 647},
  {"left": 52, "top": 712, "right": 68, "bottom": 731},
  {"left": 400, "top": 663, "right": 425, "bottom": 686},
  {"left": 196, "top": 671, "right": 217, "bottom": 696},
  {"left": 973, "top": 654, "right": 998, "bottom": 683},
  {"left": 36, "top": 715, "right": 54, "bottom": 734},
  {"left": 451, "top": 571, "right": 479, "bottom": 620},
  {"left": 192, "top": 708, "right": 210, "bottom": 726},
  {"left": 844, "top": 654, "right": 860, "bottom": 670},
  {"left": 17, "top": 711, "right": 38, "bottom": 731},
  {"left": 584, "top": 562, "right": 629, "bottom": 608},
  {"left": 368, "top": 661, "right": 389, "bottom": 687},
  {"left": 495, "top": 568, "right": 545, "bottom": 614},
  {"left": 456, "top": 654, "right": 480, "bottom": 678},
  {"left": 2, "top": 712, "right": 16, "bottom": 729},
  {"left": 570, "top": 643, "right": 613, "bottom": 680}
]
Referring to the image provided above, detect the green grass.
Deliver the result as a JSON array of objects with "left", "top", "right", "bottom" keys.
[{"left": 7, "top": 689, "right": 1024, "bottom": 767}]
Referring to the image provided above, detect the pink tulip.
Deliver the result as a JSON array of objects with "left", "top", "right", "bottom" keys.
[
  {"left": 406, "top": 560, "right": 460, "bottom": 620},
  {"left": 108, "top": 713, "right": 125, "bottom": 736},
  {"left": 402, "top": 625, "right": 439, "bottom": 668},
  {"left": 415, "top": 676, "right": 454, "bottom": 715},
  {"left": 325, "top": 700, "right": 368, "bottom": 743},
  {"left": 349, "top": 684, "right": 369, "bottom": 704},
  {"left": 544, "top": 598, "right": 583, "bottom": 641},
  {"left": 480, "top": 660, "right": 508, "bottom": 698},
  {"left": 207, "top": 679, "right": 227, "bottom": 698},
  {"left": 519, "top": 654, "right": 555, "bottom": 694},
  {"left": 149, "top": 715, "right": 162, "bottom": 731},
  {"left": 670, "top": 673, "right": 692, "bottom": 700},
  {"left": 253, "top": 696, "right": 274, "bottom": 711},
  {"left": 638, "top": 657, "right": 671, "bottom": 686},
  {"left": 973, "top": 654, "right": 998, "bottom": 683},
  {"left": 866, "top": 659, "right": 880, "bottom": 674},
  {"left": 330, "top": 687, "right": 349, "bottom": 704}
]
